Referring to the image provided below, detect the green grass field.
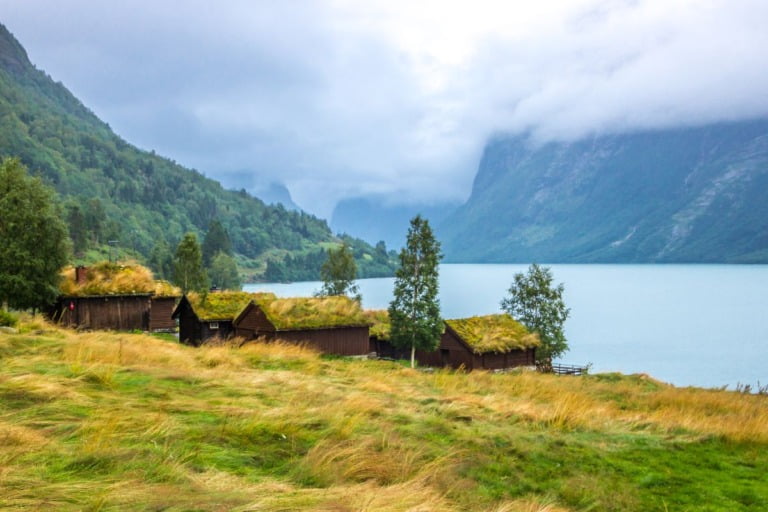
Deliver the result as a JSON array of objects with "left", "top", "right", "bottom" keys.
[{"left": 1, "top": 316, "right": 766, "bottom": 511}]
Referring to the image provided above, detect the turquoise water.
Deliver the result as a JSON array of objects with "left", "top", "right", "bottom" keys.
[{"left": 244, "top": 264, "right": 768, "bottom": 389}]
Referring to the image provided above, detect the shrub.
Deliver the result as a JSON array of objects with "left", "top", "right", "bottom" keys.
[{"left": 0, "top": 309, "right": 18, "bottom": 327}]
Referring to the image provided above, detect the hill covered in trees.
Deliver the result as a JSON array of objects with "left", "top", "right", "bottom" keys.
[{"left": 0, "top": 23, "right": 395, "bottom": 281}]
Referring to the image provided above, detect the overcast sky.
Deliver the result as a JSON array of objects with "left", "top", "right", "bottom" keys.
[{"left": 3, "top": 0, "right": 768, "bottom": 217}]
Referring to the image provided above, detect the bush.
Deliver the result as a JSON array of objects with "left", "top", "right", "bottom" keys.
[{"left": 0, "top": 309, "right": 18, "bottom": 327}]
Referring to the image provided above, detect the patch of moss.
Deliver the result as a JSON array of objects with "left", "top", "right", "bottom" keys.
[
  {"left": 257, "top": 296, "right": 368, "bottom": 330},
  {"left": 188, "top": 291, "right": 276, "bottom": 321},
  {"left": 446, "top": 314, "right": 540, "bottom": 354},
  {"left": 364, "top": 309, "right": 391, "bottom": 340}
]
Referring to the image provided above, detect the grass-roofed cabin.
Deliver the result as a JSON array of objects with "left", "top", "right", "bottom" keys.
[
  {"left": 416, "top": 314, "right": 540, "bottom": 370},
  {"left": 365, "top": 309, "right": 410, "bottom": 359},
  {"left": 233, "top": 296, "right": 371, "bottom": 356},
  {"left": 49, "top": 263, "right": 180, "bottom": 332},
  {"left": 172, "top": 291, "right": 276, "bottom": 346}
]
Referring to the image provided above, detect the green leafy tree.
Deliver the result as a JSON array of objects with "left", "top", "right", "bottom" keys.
[
  {"left": 172, "top": 233, "right": 208, "bottom": 294},
  {"left": 0, "top": 157, "right": 70, "bottom": 310},
  {"left": 500, "top": 263, "right": 570, "bottom": 365},
  {"left": 202, "top": 219, "right": 232, "bottom": 267},
  {"left": 208, "top": 251, "right": 242, "bottom": 291},
  {"left": 317, "top": 243, "right": 360, "bottom": 301},
  {"left": 388, "top": 215, "right": 442, "bottom": 368},
  {"left": 148, "top": 239, "right": 174, "bottom": 280}
]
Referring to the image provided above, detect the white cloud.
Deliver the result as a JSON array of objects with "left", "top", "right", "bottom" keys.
[{"left": 2, "top": 0, "right": 767, "bottom": 216}]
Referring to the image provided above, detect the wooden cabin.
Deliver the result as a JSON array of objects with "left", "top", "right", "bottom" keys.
[
  {"left": 233, "top": 296, "right": 370, "bottom": 356},
  {"left": 49, "top": 263, "right": 180, "bottom": 332},
  {"left": 172, "top": 291, "right": 273, "bottom": 346},
  {"left": 416, "top": 315, "right": 539, "bottom": 370},
  {"left": 367, "top": 310, "right": 539, "bottom": 370}
]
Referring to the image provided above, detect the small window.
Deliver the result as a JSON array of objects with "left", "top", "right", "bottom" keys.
[{"left": 209, "top": 322, "right": 219, "bottom": 330}]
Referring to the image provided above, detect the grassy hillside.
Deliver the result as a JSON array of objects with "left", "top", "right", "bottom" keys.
[
  {"left": 0, "top": 23, "right": 395, "bottom": 281},
  {"left": 1, "top": 317, "right": 766, "bottom": 511}
]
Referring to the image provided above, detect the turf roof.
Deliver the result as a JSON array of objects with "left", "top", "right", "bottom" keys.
[
  {"left": 446, "top": 314, "right": 540, "bottom": 354},
  {"left": 255, "top": 296, "right": 368, "bottom": 330},
  {"left": 59, "top": 261, "right": 181, "bottom": 297},
  {"left": 187, "top": 291, "right": 276, "bottom": 321},
  {"left": 364, "top": 309, "right": 391, "bottom": 340}
]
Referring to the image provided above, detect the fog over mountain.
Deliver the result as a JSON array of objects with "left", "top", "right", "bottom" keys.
[{"left": 2, "top": 1, "right": 767, "bottom": 217}]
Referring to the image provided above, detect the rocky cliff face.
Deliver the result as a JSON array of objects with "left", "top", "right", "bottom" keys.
[{"left": 440, "top": 120, "right": 768, "bottom": 263}]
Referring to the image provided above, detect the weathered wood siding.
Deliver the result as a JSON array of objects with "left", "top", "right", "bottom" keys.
[
  {"left": 415, "top": 328, "right": 536, "bottom": 371},
  {"left": 52, "top": 295, "right": 151, "bottom": 331},
  {"left": 233, "top": 303, "right": 274, "bottom": 339},
  {"left": 175, "top": 300, "right": 202, "bottom": 346},
  {"left": 370, "top": 338, "right": 410, "bottom": 360},
  {"left": 274, "top": 326, "right": 370, "bottom": 356},
  {"left": 149, "top": 297, "right": 177, "bottom": 331},
  {"left": 199, "top": 321, "right": 235, "bottom": 345}
]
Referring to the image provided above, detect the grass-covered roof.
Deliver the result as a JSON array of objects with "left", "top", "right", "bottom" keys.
[
  {"left": 59, "top": 262, "right": 181, "bottom": 297},
  {"left": 364, "top": 309, "right": 391, "bottom": 340},
  {"left": 256, "top": 296, "right": 368, "bottom": 330},
  {"left": 187, "top": 291, "right": 277, "bottom": 321},
  {"left": 446, "top": 314, "right": 540, "bottom": 354}
]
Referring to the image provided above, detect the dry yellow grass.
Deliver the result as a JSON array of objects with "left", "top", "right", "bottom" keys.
[
  {"left": 59, "top": 261, "right": 180, "bottom": 297},
  {"left": 2, "top": 316, "right": 767, "bottom": 511}
]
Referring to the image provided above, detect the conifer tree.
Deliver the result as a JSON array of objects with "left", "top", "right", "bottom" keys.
[
  {"left": 388, "top": 215, "right": 442, "bottom": 368},
  {"left": 173, "top": 233, "right": 208, "bottom": 294},
  {"left": 317, "top": 243, "right": 360, "bottom": 301},
  {"left": 0, "top": 158, "right": 70, "bottom": 311},
  {"left": 202, "top": 219, "right": 232, "bottom": 267},
  {"left": 208, "top": 251, "right": 242, "bottom": 291}
]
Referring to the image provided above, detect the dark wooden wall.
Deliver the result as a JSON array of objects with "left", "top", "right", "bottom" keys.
[
  {"left": 53, "top": 296, "right": 151, "bottom": 331},
  {"left": 274, "top": 326, "right": 370, "bottom": 356},
  {"left": 149, "top": 297, "right": 177, "bottom": 331},
  {"left": 414, "top": 329, "right": 536, "bottom": 371},
  {"left": 234, "top": 304, "right": 274, "bottom": 339}
]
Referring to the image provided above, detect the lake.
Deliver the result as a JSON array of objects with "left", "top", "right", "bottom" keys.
[{"left": 244, "top": 264, "right": 768, "bottom": 389}]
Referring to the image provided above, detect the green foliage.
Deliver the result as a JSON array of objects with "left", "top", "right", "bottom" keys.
[
  {"left": 388, "top": 215, "right": 443, "bottom": 367},
  {"left": 202, "top": 219, "right": 232, "bottom": 267},
  {"left": 317, "top": 243, "right": 360, "bottom": 301},
  {"left": 446, "top": 314, "right": 540, "bottom": 354},
  {"left": 208, "top": 251, "right": 242, "bottom": 291},
  {"left": 0, "top": 157, "right": 70, "bottom": 310},
  {"left": 147, "top": 239, "right": 173, "bottom": 280},
  {"left": 0, "top": 308, "right": 18, "bottom": 326},
  {"left": 364, "top": 309, "right": 391, "bottom": 340},
  {"left": 173, "top": 233, "right": 208, "bottom": 294},
  {"left": 500, "top": 263, "right": 570, "bottom": 363},
  {"left": 0, "top": 26, "right": 394, "bottom": 281},
  {"left": 264, "top": 249, "right": 327, "bottom": 282}
]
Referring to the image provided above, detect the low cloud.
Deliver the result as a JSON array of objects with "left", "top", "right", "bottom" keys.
[{"left": 3, "top": 0, "right": 767, "bottom": 216}]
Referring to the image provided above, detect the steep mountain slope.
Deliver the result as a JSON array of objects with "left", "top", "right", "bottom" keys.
[
  {"left": 0, "top": 23, "right": 393, "bottom": 279},
  {"left": 441, "top": 121, "right": 768, "bottom": 263}
]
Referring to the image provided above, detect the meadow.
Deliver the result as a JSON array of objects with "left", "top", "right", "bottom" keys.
[{"left": 1, "top": 316, "right": 766, "bottom": 511}]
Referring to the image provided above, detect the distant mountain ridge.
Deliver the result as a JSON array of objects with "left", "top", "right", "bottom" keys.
[
  {"left": 441, "top": 120, "right": 768, "bottom": 263},
  {"left": 0, "top": 23, "right": 395, "bottom": 280}
]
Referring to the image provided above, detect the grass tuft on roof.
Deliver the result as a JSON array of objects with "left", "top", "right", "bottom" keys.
[
  {"left": 59, "top": 261, "right": 181, "bottom": 297},
  {"left": 256, "top": 296, "right": 368, "bottom": 330},
  {"left": 187, "top": 291, "right": 276, "bottom": 321},
  {"left": 364, "top": 309, "right": 391, "bottom": 340},
  {"left": 446, "top": 314, "right": 540, "bottom": 354}
]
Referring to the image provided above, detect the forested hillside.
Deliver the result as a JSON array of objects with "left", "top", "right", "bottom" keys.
[
  {"left": 441, "top": 121, "right": 768, "bottom": 263},
  {"left": 0, "top": 23, "right": 394, "bottom": 281}
]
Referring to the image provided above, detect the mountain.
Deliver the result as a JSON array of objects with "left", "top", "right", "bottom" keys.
[
  {"left": 441, "top": 120, "right": 768, "bottom": 263},
  {"left": 0, "top": 23, "right": 394, "bottom": 280},
  {"left": 331, "top": 197, "right": 460, "bottom": 251}
]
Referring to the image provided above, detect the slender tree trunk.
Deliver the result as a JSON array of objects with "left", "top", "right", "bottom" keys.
[{"left": 411, "top": 344, "right": 416, "bottom": 368}]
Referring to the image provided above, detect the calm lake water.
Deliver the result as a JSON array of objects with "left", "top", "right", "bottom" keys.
[{"left": 245, "top": 264, "right": 768, "bottom": 389}]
